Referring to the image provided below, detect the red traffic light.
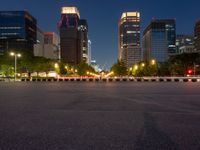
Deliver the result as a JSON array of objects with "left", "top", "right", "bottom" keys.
[{"left": 187, "top": 69, "right": 193, "bottom": 74}]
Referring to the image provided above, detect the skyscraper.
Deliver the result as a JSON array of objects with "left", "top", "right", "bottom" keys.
[
  {"left": 0, "top": 11, "right": 37, "bottom": 55},
  {"left": 58, "top": 7, "right": 82, "bottom": 64},
  {"left": 78, "top": 19, "right": 89, "bottom": 64},
  {"left": 143, "top": 19, "right": 176, "bottom": 63},
  {"left": 194, "top": 20, "right": 200, "bottom": 52},
  {"left": 118, "top": 12, "right": 141, "bottom": 67}
]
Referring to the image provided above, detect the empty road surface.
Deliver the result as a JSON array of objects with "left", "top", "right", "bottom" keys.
[{"left": 0, "top": 82, "right": 200, "bottom": 150}]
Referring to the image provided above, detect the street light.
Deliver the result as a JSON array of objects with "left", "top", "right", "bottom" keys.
[
  {"left": 134, "top": 65, "right": 139, "bottom": 70},
  {"left": 151, "top": 59, "right": 156, "bottom": 65},
  {"left": 141, "top": 63, "right": 145, "bottom": 67},
  {"left": 54, "top": 63, "right": 59, "bottom": 69},
  {"left": 10, "top": 52, "right": 21, "bottom": 81}
]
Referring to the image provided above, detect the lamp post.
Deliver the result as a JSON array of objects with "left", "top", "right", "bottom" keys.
[{"left": 10, "top": 52, "right": 21, "bottom": 81}]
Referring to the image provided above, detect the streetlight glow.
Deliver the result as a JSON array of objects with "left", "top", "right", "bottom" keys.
[
  {"left": 134, "top": 65, "right": 138, "bottom": 70},
  {"left": 54, "top": 63, "right": 59, "bottom": 69},
  {"left": 141, "top": 63, "right": 145, "bottom": 67},
  {"left": 151, "top": 59, "right": 156, "bottom": 65},
  {"left": 10, "top": 52, "right": 22, "bottom": 81},
  {"left": 10, "top": 52, "right": 15, "bottom": 56}
]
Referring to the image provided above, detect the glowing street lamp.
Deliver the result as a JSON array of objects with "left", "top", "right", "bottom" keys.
[
  {"left": 134, "top": 65, "right": 139, "bottom": 70},
  {"left": 54, "top": 63, "right": 59, "bottom": 69},
  {"left": 151, "top": 59, "right": 156, "bottom": 65},
  {"left": 141, "top": 63, "right": 145, "bottom": 67},
  {"left": 10, "top": 52, "right": 21, "bottom": 81}
]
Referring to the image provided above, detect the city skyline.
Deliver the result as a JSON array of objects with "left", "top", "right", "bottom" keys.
[{"left": 0, "top": 0, "right": 200, "bottom": 69}]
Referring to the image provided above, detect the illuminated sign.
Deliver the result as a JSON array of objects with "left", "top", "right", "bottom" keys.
[
  {"left": 61, "top": 7, "right": 80, "bottom": 18},
  {"left": 121, "top": 12, "right": 140, "bottom": 19}
]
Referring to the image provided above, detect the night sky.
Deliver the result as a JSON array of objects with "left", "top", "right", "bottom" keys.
[{"left": 0, "top": 0, "right": 199, "bottom": 69}]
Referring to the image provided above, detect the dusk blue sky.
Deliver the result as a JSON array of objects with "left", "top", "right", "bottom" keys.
[{"left": 0, "top": 0, "right": 199, "bottom": 69}]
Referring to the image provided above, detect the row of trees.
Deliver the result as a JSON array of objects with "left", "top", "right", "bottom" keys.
[
  {"left": 0, "top": 51, "right": 95, "bottom": 77},
  {"left": 110, "top": 53, "right": 200, "bottom": 76}
]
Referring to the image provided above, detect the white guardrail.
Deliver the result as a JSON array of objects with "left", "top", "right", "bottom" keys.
[{"left": 1, "top": 77, "right": 197, "bottom": 82}]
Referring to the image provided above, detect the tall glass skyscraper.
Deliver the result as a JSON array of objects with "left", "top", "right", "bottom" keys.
[
  {"left": 118, "top": 12, "right": 141, "bottom": 67},
  {"left": 143, "top": 19, "right": 176, "bottom": 63},
  {"left": 0, "top": 11, "right": 37, "bottom": 55}
]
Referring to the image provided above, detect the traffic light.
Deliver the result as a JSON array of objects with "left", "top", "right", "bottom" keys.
[{"left": 187, "top": 69, "right": 193, "bottom": 75}]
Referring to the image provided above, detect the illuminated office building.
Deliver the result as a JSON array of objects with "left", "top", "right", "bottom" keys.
[
  {"left": 118, "top": 12, "right": 141, "bottom": 67},
  {"left": 58, "top": 7, "right": 90, "bottom": 64},
  {"left": 0, "top": 11, "right": 37, "bottom": 55},
  {"left": 58, "top": 7, "right": 82, "bottom": 64},
  {"left": 143, "top": 19, "right": 176, "bottom": 63}
]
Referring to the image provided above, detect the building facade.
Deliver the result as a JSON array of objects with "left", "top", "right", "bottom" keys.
[
  {"left": 118, "top": 12, "right": 141, "bottom": 67},
  {"left": 143, "top": 19, "right": 176, "bottom": 63},
  {"left": 78, "top": 19, "right": 90, "bottom": 64},
  {"left": 34, "top": 31, "right": 60, "bottom": 60},
  {"left": 0, "top": 11, "right": 37, "bottom": 55},
  {"left": 58, "top": 7, "right": 82, "bottom": 64},
  {"left": 194, "top": 20, "right": 200, "bottom": 52},
  {"left": 176, "top": 34, "right": 194, "bottom": 54}
]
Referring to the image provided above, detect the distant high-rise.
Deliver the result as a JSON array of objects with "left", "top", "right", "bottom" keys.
[
  {"left": 0, "top": 11, "right": 37, "bottom": 55},
  {"left": 78, "top": 19, "right": 90, "bottom": 64},
  {"left": 176, "top": 34, "right": 194, "bottom": 54},
  {"left": 88, "top": 40, "right": 92, "bottom": 65},
  {"left": 58, "top": 7, "right": 82, "bottom": 64},
  {"left": 194, "top": 20, "right": 200, "bottom": 52},
  {"left": 118, "top": 12, "right": 141, "bottom": 67},
  {"left": 143, "top": 19, "right": 176, "bottom": 63}
]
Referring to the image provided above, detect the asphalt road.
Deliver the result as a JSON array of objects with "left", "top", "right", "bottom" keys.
[{"left": 0, "top": 82, "right": 200, "bottom": 150}]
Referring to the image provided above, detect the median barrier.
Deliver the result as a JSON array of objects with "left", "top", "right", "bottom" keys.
[
  {"left": 76, "top": 78, "right": 81, "bottom": 82},
  {"left": 192, "top": 79, "right": 197, "bottom": 82},
  {"left": 166, "top": 78, "right": 172, "bottom": 82},
  {"left": 151, "top": 79, "right": 156, "bottom": 82},
  {"left": 108, "top": 78, "right": 113, "bottom": 82},
  {"left": 47, "top": 78, "right": 52, "bottom": 82},
  {"left": 115, "top": 78, "right": 121, "bottom": 82},
  {"left": 102, "top": 78, "right": 107, "bottom": 82},
  {"left": 143, "top": 78, "right": 149, "bottom": 82},
  {"left": 129, "top": 78, "right": 134, "bottom": 82},
  {"left": 70, "top": 78, "right": 75, "bottom": 81},
  {"left": 82, "top": 78, "right": 87, "bottom": 82},
  {"left": 183, "top": 79, "right": 189, "bottom": 82},
  {"left": 95, "top": 78, "right": 100, "bottom": 82},
  {"left": 64, "top": 79, "right": 69, "bottom": 82},
  {"left": 58, "top": 78, "right": 63, "bottom": 82},
  {"left": 159, "top": 78, "right": 164, "bottom": 82},
  {"left": 53, "top": 78, "right": 58, "bottom": 82},
  {"left": 174, "top": 79, "right": 180, "bottom": 82},
  {"left": 21, "top": 78, "right": 26, "bottom": 82},
  {"left": 42, "top": 78, "right": 46, "bottom": 82},
  {"left": 122, "top": 78, "right": 127, "bottom": 82},
  {"left": 89, "top": 78, "right": 94, "bottom": 82}
]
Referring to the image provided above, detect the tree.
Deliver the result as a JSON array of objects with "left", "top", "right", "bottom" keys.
[
  {"left": 76, "top": 62, "right": 95, "bottom": 76},
  {"left": 110, "top": 60, "right": 127, "bottom": 76},
  {"left": 0, "top": 64, "right": 14, "bottom": 77}
]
